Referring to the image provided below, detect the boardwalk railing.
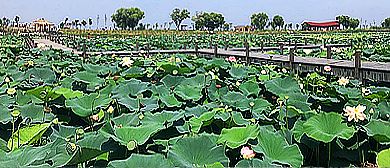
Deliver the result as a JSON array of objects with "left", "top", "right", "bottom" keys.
[{"left": 27, "top": 34, "right": 390, "bottom": 83}]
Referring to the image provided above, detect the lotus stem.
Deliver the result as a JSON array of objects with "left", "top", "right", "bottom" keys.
[{"left": 328, "top": 142, "right": 331, "bottom": 167}]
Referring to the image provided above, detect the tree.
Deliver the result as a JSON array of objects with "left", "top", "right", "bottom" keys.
[
  {"left": 250, "top": 12, "right": 268, "bottom": 30},
  {"left": 14, "top": 15, "right": 20, "bottom": 27},
  {"left": 272, "top": 15, "right": 284, "bottom": 30},
  {"left": 170, "top": 8, "right": 190, "bottom": 30},
  {"left": 88, "top": 17, "right": 92, "bottom": 29},
  {"left": 336, "top": 15, "right": 351, "bottom": 29},
  {"left": 74, "top": 19, "right": 79, "bottom": 29},
  {"left": 288, "top": 23, "right": 293, "bottom": 30},
  {"left": 381, "top": 17, "right": 390, "bottom": 28},
  {"left": 301, "top": 22, "right": 309, "bottom": 30},
  {"left": 111, "top": 7, "right": 145, "bottom": 30},
  {"left": 81, "top": 19, "right": 87, "bottom": 30},
  {"left": 349, "top": 18, "right": 359, "bottom": 29},
  {"left": 192, "top": 12, "right": 225, "bottom": 30},
  {"left": 268, "top": 21, "right": 276, "bottom": 30},
  {"left": 222, "top": 23, "right": 230, "bottom": 31}
]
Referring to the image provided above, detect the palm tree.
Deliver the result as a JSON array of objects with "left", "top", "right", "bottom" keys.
[
  {"left": 14, "top": 15, "right": 20, "bottom": 27},
  {"left": 81, "top": 19, "right": 87, "bottom": 30},
  {"left": 74, "top": 19, "right": 79, "bottom": 29},
  {"left": 88, "top": 17, "right": 92, "bottom": 30}
]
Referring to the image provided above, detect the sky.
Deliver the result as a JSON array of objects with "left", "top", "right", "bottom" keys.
[{"left": 1, "top": 0, "right": 389, "bottom": 29}]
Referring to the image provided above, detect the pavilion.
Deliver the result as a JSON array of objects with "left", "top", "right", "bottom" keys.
[
  {"left": 234, "top": 25, "right": 254, "bottom": 32},
  {"left": 302, "top": 21, "right": 340, "bottom": 31},
  {"left": 31, "top": 18, "right": 55, "bottom": 32}
]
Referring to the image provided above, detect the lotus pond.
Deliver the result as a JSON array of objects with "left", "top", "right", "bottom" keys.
[
  {"left": 64, "top": 32, "right": 390, "bottom": 64},
  {"left": 1, "top": 34, "right": 390, "bottom": 167}
]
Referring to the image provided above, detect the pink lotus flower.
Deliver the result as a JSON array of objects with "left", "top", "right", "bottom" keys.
[
  {"left": 168, "top": 56, "right": 175, "bottom": 62},
  {"left": 228, "top": 56, "right": 236, "bottom": 62},
  {"left": 324, "top": 66, "right": 331, "bottom": 72},
  {"left": 241, "top": 146, "right": 255, "bottom": 159},
  {"left": 90, "top": 114, "right": 99, "bottom": 121},
  {"left": 343, "top": 105, "right": 367, "bottom": 122},
  {"left": 261, "top": 70, "right": 267, "bottom": 75}
]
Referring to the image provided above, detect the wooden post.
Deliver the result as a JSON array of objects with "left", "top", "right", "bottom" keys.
[
  {"left": 304, "top": 39, "right": 307, "bottom": 45},
  {"left": 294, "top": 40, "right": 297, "bottom": 51},
  {"left": 327, "top": 46, "right": 331, "bottom": 59},
  {"left": 314, "top": 39, "right": 317, "bottom": 45},
  {"left": 77, "top": 42, "right": 80, "bottom": 51},
  {"left": 324, "top": 39, "right": 326, "bottom": 47},
  {"left": 355, "top": 50, "right": 361, "bottom": 79},
  {"left": 183, "top": 42, "right": 187, "bottom": 50},
  {"left": 136, "top": 42, "right": 139, "bottom": 51},
  {"left": 280, "top": 43, "right": 284, "bottom": 55},
  {"left": 245, "top": 42, "right": 250, "bottom": 65},
  {"left": 224, "top": 41, "right": 228, "bottom": 50},
  {"left": 350, "top": 39, "right": 353, "bottom": 48},
  {"left": 82, "top": 43, "right": 86, "bottom": 57},
  {"left": 195, "top": 42, "right": 199, "bottom": 57},
  {"left": 214, "top": 44, "right": 218, "bottom": 58},
  {"left": 261, "top": 41, "right": 264, "bottom": 52},
  {"left": 146, "top": 43, "right": 150, "bottom": 56},
  {"left": 209, "top": 41, "right": 212, "bottom": 49},
  {"left": 289, "top": 48, "right": 295, "bottom": 73}
]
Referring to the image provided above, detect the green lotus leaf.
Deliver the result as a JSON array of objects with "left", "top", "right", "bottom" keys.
[
  {"left": 377, "top": 148, "right": 390, "bottom": 167},
  {"left": 221, "top": 91, "right": 247, "bottom": 109},
  {"left": 189, "top": 111, "right": 216, "bottom": 133},
  {"left": 66, "top": 133, "right": 109, "bottom": 165},
  {"left": 114, "top": 124, "right": 164, "bottom": 146},
  {"left": 25, "top": 68, "right": 56, "bottom": 84},
  {"left": 161, "top": 74, "right": 185, "bottom": 88},
  {"left": 167, "top": 135, "right": 229, "bottom": 167},
  {"left": 231, "top": 111, "right": 251, "bottom": 126},
  {"left": 83, "top": 63, "right": 112, "bottom": 76},
  {"left": 25, "top": 86, "right": 62, "bottom": 102},
  {"left": 185, "top": 105, "right": 208, "bottom": 118},
  {"left": 251, "top": 98, "right": 272, "bottom": 118},
  {"left": 141, "top": 111, "right": 184, "bottom": 128},
  {"left": 0, "top": 142, "right": 52, "bottom": 167},
  {"left": 65, "top": 93, "right": 111, "bottom": 117},
  {"left": 109, "top": 154, "right": 173, "bottom": 168},
  {"left": 116, "top": 95, "right": 159, "bottom": 112},
  {"left": 302, "top": 112, "right": 356, "bottom": 143},
  {"left": 229, "top": 66, "right": 248, "bottom": 79},
  {"left": 235, "top": 157, "right": 279, "bottom": 167},
  {"left": 181, "top": 74, "right": 206, "bottom": 88},
  {"left": 160, "top": 94, "right": 182, "bottom": 107},
  {"left": 53, "top": 87, "right": 83, "bottom": 99},
  {"left": 217, "top": 124, "right": 260, "bottom": 148},
  {"left": 378, "top": 101, "right": 390, "bottom": 120},
  {"left": 150, "top": 85, "right": 170, "bottom": 96},
  {"left": 253, "top": 128, "right": 303, "bottom": 167},
  {"left": 174, "top": 84, "right": 203, "bottom": 101},
  {"left": 265, "top": 76, "right": 300, "bottom": 95},
  {"left": 18, "top": 103, "right": 54, "bottom": 123},
  {"left": 363, "top": 119, "right": 390, "bottom": 143},
  {"left": 121, "top": 66, "right": 145, "bottom": 78},
  {"left": 112, "top": 113, "right": 140, "bottom": 127},
  {"left": 8, "top": 122, "right": 51, "bottom": 150},
  {"left": 335, "top": 85, "right": 361, "bottom": 100},
  {"left": 205, "top": 57, "right": 230, "bottom": 69},
  {"left": 112, "top": 78, "right": 149, "bottom": 98},
  {"left": 49, "top": 124, "right": 78, "bottom": 141},
  {"left": 239, "top": 81, "right": 261, "bottom": 97},
  {"left": 72, "top": 71, "right": 104, "bottom": 91}
]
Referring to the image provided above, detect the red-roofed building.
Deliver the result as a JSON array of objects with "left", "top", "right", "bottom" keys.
[{"left": 302, "top": 21, "right": 340, "bottom": 31}]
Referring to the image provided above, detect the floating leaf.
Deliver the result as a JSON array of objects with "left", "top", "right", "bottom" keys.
[
  {"left": 377, "top": 148, "right": 390, "bottom": 167},
  {"left": 217, "top": 124, "right": 260, "bottom": 148},
  {"left": 109, "top": 154, "right": 173, "bottom": 167},
  {"left": 167, "top": 135, "right": 228, "bottom": 167}
]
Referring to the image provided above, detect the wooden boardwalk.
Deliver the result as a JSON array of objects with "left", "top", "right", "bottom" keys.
[{"left": 29, "top": 37, "right": 390, "bottom": 82}]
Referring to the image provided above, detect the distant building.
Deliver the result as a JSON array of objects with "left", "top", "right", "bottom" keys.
[
  {"left": 234, "top": 25, "right": 254, "bottom": 32},
  {"left": 31, "top": 18, "right": 55, "bottom": 32},
  {"left": 302, "top": 21, "right": 340, "bottom": 31},
  {"left": 180, "top": 24, "right": 188, "bottom": 30}
]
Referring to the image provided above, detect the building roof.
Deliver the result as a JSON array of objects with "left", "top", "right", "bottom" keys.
[
  {"left": 304, "top": 21, "right": 339, "bottom": 27},
  {"left": 32, "top": 19, "right": 55, "bottom": 26}
]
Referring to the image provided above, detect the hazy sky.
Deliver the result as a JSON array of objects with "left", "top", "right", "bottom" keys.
[{"left": 1, "top": 0, "right": 389, "bottom": 28}]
